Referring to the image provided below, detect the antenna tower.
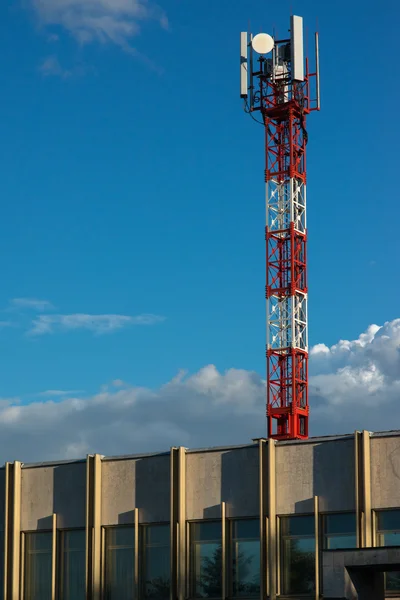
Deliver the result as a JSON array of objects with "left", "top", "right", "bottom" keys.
[{"left": 240, "top": 16, "right": 320, "bottom": 440}]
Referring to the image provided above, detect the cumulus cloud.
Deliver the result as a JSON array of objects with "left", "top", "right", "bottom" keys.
[
  {"left": 11, "top": 298, "right": 54, "bottom": 311},
  {"left": 29, "top": 313, "right": 164, "bottom": 335},
  {"left": 1, "top": 319, "right": 400, "bottom": 463},
  {"left": 30, "top": 0, "right": 168, "bottom": 50}
]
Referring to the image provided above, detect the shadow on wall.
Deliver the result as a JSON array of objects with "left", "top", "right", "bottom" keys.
[
  {"left": 135, "top": 454, "right": 171, "bottom": 524},
  {"left": 37, "top": 462, "right": 87, "bottom": 530},
  {"left": 201, "top": 446, "right": 259, "bottom": 519},
  {"left": 294, "top": 438, "right": 356, "bottom": 514}
]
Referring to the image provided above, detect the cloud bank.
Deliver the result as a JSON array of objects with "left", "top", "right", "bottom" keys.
[
  {"left": 29, "top": 313, "right": 164, "bottom": 335},
  {"left": 1, "top": 319, "right": 400, "bottom": 463},
  {"left": 11, "top": 298, "right": 54, "bottom": 311},
  {"left": 30, "top": 0, "right": 168, "bottom": 49}
]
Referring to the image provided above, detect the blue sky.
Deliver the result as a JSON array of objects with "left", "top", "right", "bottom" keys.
[{"left": 0, "top": 0, "right": 397, "bottom": 459}]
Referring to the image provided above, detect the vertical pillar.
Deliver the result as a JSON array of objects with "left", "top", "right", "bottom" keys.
[
  {"left": 362, "top": 431, "right": 372, "bottom": 547},
  {"left": 86, "top": 454, "right": 102, "bottom": 600},
  {"left": 10, "top": 461, "right": 21, "bottom": 600},
  {"left": 221, "top": 501, "right": 226, "bottom": 600},
  {"left": 177, "top": 447, "right": 186, "bottom": 600},
  {"left": 267, "top": 439, "right": 276, "bottom": 600},
  {"left": 170, "top": 448, "right": 177, "bottom": 600},
  {"left": 354, "top": 431, "right": 361, "bottom": 547},
  {"left": 4, "top": 463, "right": 10, "bottom": 600},
  {"left": 51, "top": 513, "right": 57, "bottom": 600},
  {"left": 258, "top": 440, "right": 267, "bottom": 600},
  {"left": 314, "top": 496, "right": 319, "bottom": 600},
  {"left": 134, "top": 507, "right": 139, "bottom": 599}
]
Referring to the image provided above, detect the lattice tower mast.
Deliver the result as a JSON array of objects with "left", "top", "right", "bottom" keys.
[{"left": 240, "top": 16, "right": 320, "bottom": 440}]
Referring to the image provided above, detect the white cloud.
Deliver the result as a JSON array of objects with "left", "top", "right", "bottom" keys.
[
  {"left": 29, "top": 312, "right": 164, "bottom": 335},
  {"left": 35, "top": 390, "right": 85, "bottom": 398},
  {"left": 30, "top": 0, "right": 168, "bottom": 50},
  {"left": 0, "top": 319, "right": 400, "bottom": 462},
  {"left": 11, "top": 298, "right": 54, "bottom": 311}
]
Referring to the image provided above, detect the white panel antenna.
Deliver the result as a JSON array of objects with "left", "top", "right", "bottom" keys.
[
  {"left": 240, "top": 32, "right": 248, "bottom": 98},
  {"left": 315, "top": 32, "right": 321, "bottom": 109},
  {"left": 290, "top": 15, "right": 304, "bottom": 82}
]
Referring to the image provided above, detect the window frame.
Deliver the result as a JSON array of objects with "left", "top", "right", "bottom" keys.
[
  {"left": 279, "top": 514, "right": 316, "bottom": 598},
  {"left": 57, "top": 527, "right": 86, "bottom": 600},
  {"left": 188, "top": 519, "right": 223, "bottom": 600},
  {"left": 320, "top": 511, "right": 357, "bottom": 551},
  {"left": 139, "top": 522, "right": 171, "bottom": 600},
  {"left": 102, "top": 524, "right": 136, "bottom": 600},
  {"left": 375, "top": 509, "right": 400, "bottom": 595},
  {"left": 21, "top": 529, "right": 53, "bottom": 600},
  {"left": 228, "top": 517, "right": 261, "bottom": 599}
]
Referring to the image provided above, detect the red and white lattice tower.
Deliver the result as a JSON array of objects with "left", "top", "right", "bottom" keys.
[{"left": 240, "top": 16, "right": 320, "bottom": 440}]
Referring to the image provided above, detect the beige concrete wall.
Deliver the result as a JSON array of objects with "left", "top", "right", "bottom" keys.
[
  {"left": 371, "top": 435, "right": 400, "bottom": 509},
  {"left": 101, "top": 455, "right": 170, "bottom": 525},
  {"left": 21, "top": 462, "right": 86, "bottom": 530},
  {"left": 276, "top": 438, "right": 355, "bottom": 514},
  {"left": 186, "top": 446, "right": 259, "bottom": 520}
]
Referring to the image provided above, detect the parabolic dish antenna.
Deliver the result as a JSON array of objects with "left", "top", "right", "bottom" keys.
[{"left": 251, "top": 33, "right": 274, "bottom": 54}]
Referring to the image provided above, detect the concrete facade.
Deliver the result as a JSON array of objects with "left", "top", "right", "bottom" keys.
[{"left": 0, "top": 430, "right": 400, "bottom": 599}]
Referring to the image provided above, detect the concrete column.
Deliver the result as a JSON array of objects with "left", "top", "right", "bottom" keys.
[
  {"left": 361, "top": 431, "right": 372, "bottom": 547},
  {"left": 267, "top": 439, "right": 276, "bottom": 600},
  {"left": 258, "top": 440, "right": 267, "bottom": 600},
  {"left": 10, "top": 461, "right": 21, "bottom": 600},
  {"left": 85, "top": 454, "right": 102, "bottom": 600}
]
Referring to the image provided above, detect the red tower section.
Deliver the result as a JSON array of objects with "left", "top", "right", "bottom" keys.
[
  {"left": 240, "top": 17, "right": 320, "bottom": 440},
  {"left": 264, "top": 98, "right": 309, "bottom": 440}
]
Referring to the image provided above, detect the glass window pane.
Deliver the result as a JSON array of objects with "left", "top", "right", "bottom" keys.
[
  {"left": 324, "top": 535, "right": 357, "bottom": 550},
  {"left": 325, "top": 513, "right": 356, "bottom": 535},
  {"left": 105, "top": 527, "right": 135, "bottom": 600},
  {"left": 232, "top": 520, "right": 259, "bottom": 540},
  {"left": 142, "top": 525, "right": 170, "bottom": 600},
  {"left": 191, "top": 522, "right": 222, "bottom": 598},
  {"left": 377, "top": 510, "right": 400, "bottom": 532},
  {"left": 24, "top": 532, "right": 52, "bottom": 600},
  {"left": 60, "top": 530, "right": 85, "bottom": 600},
  {"left": 281, "top": 537, "right": 315, "bottom": 595},
  {"left": 281, "top": 516, "right": 314, "bottom": 537},
  {"left": 386, "top": 571, "right": 400, "bottom": 591},
  {"left": 192, "top": 522, "right": 222, "bottom": 543},
  {"left": 379, "top": 531, "right": 400, "bottom": 547},
  {"left": 0, "top": 530, "right": 4, "bottom": 600}
]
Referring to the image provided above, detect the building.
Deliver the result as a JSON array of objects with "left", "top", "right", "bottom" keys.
[{"left": 0, "top": 429, "right": 400, "bottom": 599}]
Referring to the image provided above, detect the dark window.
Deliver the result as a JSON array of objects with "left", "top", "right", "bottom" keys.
[
  {"left": 190, "top": 521, "right": 222, "bottom": 598},
  {"left": 0, "top": 529, "right": 4, "bottom": 600},
  {"left": 376, "top": 510, "right": 400, "bottom": 592},
  {"left": 105, "top": 527, "right": 135, "bottom": 600},
  {"left": 322, "top": 513, "right": 357, "bottom": 550},
  {"left": 24, "top": 532, "right": 52, "bottom": 600},
  {"left": 59, "top": 529, "right": 85, "bottom": 600},
  {"left": 141, "top": 525, "right": 170, "bottom": 600},
  {"left": 230, "top": 519, "right": 260, "bottom": 597},
  {"left": 280, "top": 515, "right": 315, "bottom": 595}
]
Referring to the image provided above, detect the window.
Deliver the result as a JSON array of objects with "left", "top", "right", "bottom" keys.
[
  {"left": 230, "top": 520, "right": 260, "bottom": 597},
  {"left": 141, "top": 525, "right": 170, "bottom": 600},
  {"left": 0, "top": 529, "right": 4, "bottom": 600},
  {"left": 24, "top": 532, "right": 52, "bottom": 600},
  {"left": 104, "top": 527, "right": 135, "bottom": 600},
  {"left": 322, "top": 513, "right": 357, "bottom": 550},
  {"left": 190, "top": 521, "right": 222, "bottom": 598},
  {"left": 59, "top": 529, "right": 85, "bottom": 600},
  {"left": 280, "top": 515, "right": 315, "bottom": 595},
  {"left": 376, "top": 510, "right": 400, "bottom": 592}
]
